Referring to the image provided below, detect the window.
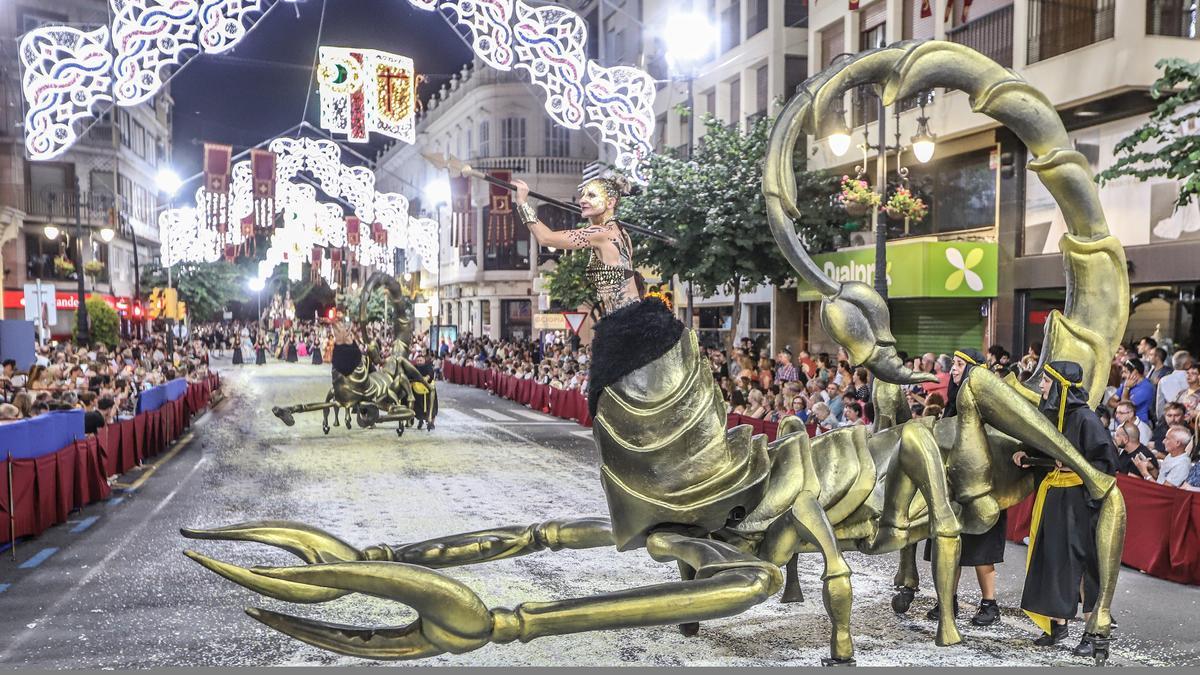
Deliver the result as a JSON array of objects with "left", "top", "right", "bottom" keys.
[
  {"left": 132, "top": 120, "right": 146, "bottom": 158},
  {"left": 90, "top": 240, "right": 111, "bottom": 284},
  {"left": 703, "top": 88, "right": 717, "bottom": 117},
  {"left": 784, "top": 55, "right": 808, "bottom": 99},
  {"left": 656, "top": 112, "right": 668, "bottom": 150},
  {"left": 749, "top": 303, "right": 771, "bottom": 352},
  {"left": 611, "top": 29, "right": 626, "bottom": 61},
  {"left": 544, "top": 119, "right": 570, "bottom": 157},
  {"left": 466, "top": 128, "right": 473, "bottom": 158},
  {"left": 119, "top": 111, "right": 132, "bottom": 148},
  {"left": 25, "top": 233, "right": 76, "bottom": 281},
  {"left": 697, "top": 305, "right": 734, "bottom": 349},
  {"left": 784, "top": 0, "right": 809, "bottom": 28},
  {"left": 820, "top": 20, "right": 845, "bottom": 67},
  {"left": 478, "top": 120, "right": 490, "bottom": 157},
  {"left": 720, "top": 2, "right": 741, "bottom": 53},
  {"left": 20, "top": 8, "right": 66, "bottom": 33},
  {"left": 729, "top": 77, "right": 741, "bottom": 122},
  {"left": 889, "top": 147, "right": 998, "bottom": 237},
  {"left": 500, "top": 117, "right": 526, "bottom": 156},
  {"left": 755, "top": 63, "right": 769, "bottom": 114},
  {"left": 747, "top": 0, "right": 769, "bottom": 37}
]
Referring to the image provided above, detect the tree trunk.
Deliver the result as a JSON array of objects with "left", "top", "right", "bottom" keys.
[{"left": 725, "top": 283, "right": 742, "bottom": 355}]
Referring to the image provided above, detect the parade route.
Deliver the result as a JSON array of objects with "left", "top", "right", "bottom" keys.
[{"left": 1, "top": 359, "right": 1198, "bottom": 667}]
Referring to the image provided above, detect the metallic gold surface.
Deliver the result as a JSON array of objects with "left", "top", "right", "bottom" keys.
[
  {"left": 186, "top": 42, "right": 1126, "bottom": 666},
  {"left": 270, "top": 273, "right": 436, "bottom": 434}
]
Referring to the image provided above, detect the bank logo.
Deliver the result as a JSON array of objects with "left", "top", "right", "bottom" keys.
[{"left": 945, "top": 246, "right": 985, "bottom": 292}]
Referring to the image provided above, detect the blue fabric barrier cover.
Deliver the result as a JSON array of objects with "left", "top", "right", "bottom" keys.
[
  {"left": 165, "top": 378, "right": 188, "bottom": 401},
  {"left": 2, "top": 409, "right": 85, "bottom": 459},
  {"left": 137, "top": 385, "right": 165, "bottom": 414}
]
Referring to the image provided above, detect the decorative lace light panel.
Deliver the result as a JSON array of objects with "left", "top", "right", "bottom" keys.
[{"left": 20, "top": 0, "right": 655, "bottom": 180}]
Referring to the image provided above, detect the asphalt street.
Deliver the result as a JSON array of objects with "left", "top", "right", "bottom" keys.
[{"left": 1, "top": 357, "right": 1197, "bottom": 667}]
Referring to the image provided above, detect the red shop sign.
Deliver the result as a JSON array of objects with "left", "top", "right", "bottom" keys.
[{"left": 4, "top": 290, "right": 133, "bottom": 318}]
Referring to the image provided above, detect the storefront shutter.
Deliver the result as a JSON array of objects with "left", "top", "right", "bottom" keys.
[{"left": 890, "top": 298, "right": 986, "bottom": 357}]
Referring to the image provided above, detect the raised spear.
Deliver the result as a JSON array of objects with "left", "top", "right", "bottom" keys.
[{"left": 421, "top": 151, "right": 676, "bottom": 244}]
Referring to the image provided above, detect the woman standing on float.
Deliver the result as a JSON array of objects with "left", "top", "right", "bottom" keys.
[{"left": 512, "top": 175, "right": 683, "bottom": 415}]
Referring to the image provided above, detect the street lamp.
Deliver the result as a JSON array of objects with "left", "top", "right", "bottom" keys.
[
  {"left": 157, "top": 167, "right": 181, "bottom": 351},
  {"left": 424, "top": 178, "right": 451, "bottom": 323},
  {"left": 43, "top": 225, "right": 60, "bottom": 241},
  {"left": 247, "top": 277, "right": 265, "bottom": 329},
  {"left": 662, "top": 10, "right": 717, "bottom": 329},
  {"left": 99, "top": 227, "right": 115, "bottom": 242}
]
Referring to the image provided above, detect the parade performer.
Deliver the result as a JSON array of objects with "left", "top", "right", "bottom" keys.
[
  {"left": 231, "top": 335, "right": 244, "bottom": 365},
  {"left": 512, "top": 174, "right": 683, "bottom": 415},
  {"left": 921, "top": 348, "right": 1005, "bottom": 627},
  {"left": 1013, "top": 360, "right": 1119, "bottom": 654}
]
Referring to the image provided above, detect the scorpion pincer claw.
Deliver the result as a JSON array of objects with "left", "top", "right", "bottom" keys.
[
  {"left": 250, "top": 561, "right": 496, "bottom": 657},
  {"left": 182, "top": 550, "right": 349, "bottom": 603},
  {"left": 180, "top": 520, "right": 364, "bottom": 564}
]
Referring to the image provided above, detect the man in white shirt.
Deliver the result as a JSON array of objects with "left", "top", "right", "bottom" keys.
[
  {"left": 1156, "top": 351, "right": 1192, "bottom": 420},
  {"left": 1110, "top": 400, "right": 1152, "bottom": 444},
  {"left": 1134, "top": 425, "right": 1194, "bottom": 487}
]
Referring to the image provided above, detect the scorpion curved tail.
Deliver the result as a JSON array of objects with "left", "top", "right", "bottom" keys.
[
  {"left": 764, "top": 41, "right": 1127, "bottom": 403},
  {"left": 358, "top": 272, "right": 416, "bottom": 354}
]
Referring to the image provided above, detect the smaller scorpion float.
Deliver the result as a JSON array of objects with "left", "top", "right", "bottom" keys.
[{"left": 271, "top": 273, "right": 438, "bottom": 437}]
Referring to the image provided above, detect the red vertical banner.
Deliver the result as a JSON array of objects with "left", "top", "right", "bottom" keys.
[
  {"left": 848, "top": 0, "right": 860, "bottom": 10},
  {"left": 488, "top": 170, "right": 512, "bottom": 247},
  {"left": 961, "top": 0, "right": 973, "bottom": 22},
  {"left": 250, "top": 149, "right": 276, "bottom": 232},
  {"left": 450, "top": 176, "right": 471, "bottom": 254},
  {"left": 203, "top": 142, "right": 232, "bottom": 238},
  {"left": 346, "top": 216, "right": 361, "bottom": 246},
  {"left": 350, "top": 52, "right": 367, "bottom": 140},
  {"left": 944, "top": 0, "right": 954, "bottom": 22},
  {"left": 920, "top": 0, "right": 933, "bottom": 19}
]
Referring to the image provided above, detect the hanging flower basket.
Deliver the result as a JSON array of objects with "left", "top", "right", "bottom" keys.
[
  {"left": 838, "top": 175, "right": 880, "bottom": 218},
  {"left": 54, "top": 256, "right": 75, "bottom": 277},
  {"left": 884, "top": 186, "right": 928, "bottom": 223},
  {"left": 83, "top": 260, "right": 106, "bottom": 278}
]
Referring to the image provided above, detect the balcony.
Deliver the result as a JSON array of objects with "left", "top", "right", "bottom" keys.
[
  {"left": 947, "top": 4, "right": 1014, "bottom": 68},
  {"left": 472, "top": 156, "right": 591, "bottom": 176},
  {"left": 1027, "top": 0, "right": 1116, "bottom": 64},
  {"left": 1147, "top": 0, "right": 1199, "bottom": 38}
]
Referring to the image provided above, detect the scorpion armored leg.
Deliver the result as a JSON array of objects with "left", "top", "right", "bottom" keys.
[
  {"left": 184, "top": 528, "right": 780, "bottom": 660},
  {"left": 891, "top": 544, "right": 919, "bottom": 614},
  {"left": 272, "top": 400, "right": 342, "bottom": 427}
]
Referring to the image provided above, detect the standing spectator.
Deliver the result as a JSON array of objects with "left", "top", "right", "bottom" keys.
[
  {"left": 1134, "top": 425, "right": 1194, "bottom": 486},
  {"left": 1136, "top": 336, "right": 1157, "bottom": 373},
  {"left": 1114, "top": 421, "right": 1157, "bottom": 477},
  {"left": 852, "top": 368, "right": 872, "bottom": 402},
  {"left": 774, "top": 349, "right": 798, "bottom": 384},
  {"left": 1109, "top": 357, "right": 1155, "bottom": 425},
  {"left": 1147, "top": 347, "right": 1172, "bottom": 386},
  {"left": 1173, "top": 363, "right": 1200, "bottom": 424},
  {"left": 80, "top": 391, "right": 105, "bottom": 434}
]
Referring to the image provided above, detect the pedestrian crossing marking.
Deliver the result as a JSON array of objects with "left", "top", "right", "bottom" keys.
[
  {"left": 513, "top": 409, "right": 549, "bottom": 421},
  {"left": 474, "top": 408, "right": 517, "bottom": 422},
  {"left": 572, "top": 430, "right": 593, "bottom": 440}
]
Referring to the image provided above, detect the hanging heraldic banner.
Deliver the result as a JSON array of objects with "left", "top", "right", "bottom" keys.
[{"left": 317, "top": 46, "right": 417, "bottom": 145}]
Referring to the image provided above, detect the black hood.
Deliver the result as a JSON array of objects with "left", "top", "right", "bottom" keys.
[
  {"left": 945, "top": 348, "right": 986, "bottom": 417},
  {"left": 1038, "top": 360, "right": 1091, "bottom": 431}
]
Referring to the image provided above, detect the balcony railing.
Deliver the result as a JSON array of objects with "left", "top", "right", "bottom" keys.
[
  {"left": 471, "top": 156, "right": 591, "bottom": 176},
  {"left": 1027, "top": 0, "right": 1116, "bottom": 64},
  {"left": 947, "top": 4, "right": 1014, "bottom": 68},
  {"left": 1147, "top": 0, "right": 1199, "bottom": 38}
]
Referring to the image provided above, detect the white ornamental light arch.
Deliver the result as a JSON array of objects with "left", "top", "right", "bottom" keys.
[{"left": 20, "top": 0, "right": 656, "bottom": 181}]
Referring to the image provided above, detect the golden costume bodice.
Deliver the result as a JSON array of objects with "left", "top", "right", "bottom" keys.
[{"left": 584, "top": 224, "right": 639, "bottom": 313}]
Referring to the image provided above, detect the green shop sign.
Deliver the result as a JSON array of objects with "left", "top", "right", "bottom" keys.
[{"left": 796, "top": 240, "right": 998, "bottom": 302}]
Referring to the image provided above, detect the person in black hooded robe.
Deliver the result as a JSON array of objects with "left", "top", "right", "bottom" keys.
[
  {"left": 1012, "top": 360, "right": 1118, "bottom": 654},
  {"left": 921, "top": 348, "right": 1007, "bottom": 626}
]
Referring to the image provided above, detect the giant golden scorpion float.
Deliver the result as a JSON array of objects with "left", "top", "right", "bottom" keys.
[
  {"left": 270, "top": 272, "right": 437, "bottom": 436},
  {"left": 183, "top": 43, "right": 1127, "bottom": 665}
]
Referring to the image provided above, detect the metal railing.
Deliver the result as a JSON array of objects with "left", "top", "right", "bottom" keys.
[
  {"left": 471, "top": 156, "right": 591, "bottom": 175},
  {"left": 1027, "top": 0, "right": 1116, "bottom": 64},
  {"left": 947, "top": 4, "right": 1014, "bottom": 68},
  {"left": 1147, "top": 0, "right": 1199, "bottom": 38}
]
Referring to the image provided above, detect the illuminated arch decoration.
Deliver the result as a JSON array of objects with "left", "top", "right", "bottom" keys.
[
  {"left": 317, "top": 47, "right": 417, "bottom": 145},
  {"left": 20, "top": 0, "right": 655, "bottom": 180}
]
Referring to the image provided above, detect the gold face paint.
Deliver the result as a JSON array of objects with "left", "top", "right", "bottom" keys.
[{"left": 578, "top": 179, "right": 611, "bottom": 214}]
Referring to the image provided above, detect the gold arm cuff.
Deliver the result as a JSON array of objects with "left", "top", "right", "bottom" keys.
[{"left": 516, "top": 202, "right": 538, "bottom": 225}]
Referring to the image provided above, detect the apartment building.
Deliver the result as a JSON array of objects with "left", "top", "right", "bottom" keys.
[
  {"left": 640, "top": 0, "right": 812, "bottom": 353},
  {"left": 803, "top": 0, "right": 1200, "bottom": 356},
  {"left": 375, "top": 56, "right": 599, "bottom": 341},
  {"left": 0, "top": 0, "right": 169, "bottom": 336}
]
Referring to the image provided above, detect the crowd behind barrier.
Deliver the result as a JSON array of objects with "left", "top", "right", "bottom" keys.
[
  {"left": 443, "top": 362, "right": 591, "bottom": 426},
  {"left": 1, "top": 372, "right": 221, "bottom": 543}
]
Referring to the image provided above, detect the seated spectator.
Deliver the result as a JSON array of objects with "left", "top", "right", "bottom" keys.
[
  {"left": 810, "top": 402, "right": 836, "bottom": 435},
  {"left": 1152, "top": 403, "right": 1186, "bottom": 455},
  {"left": 80, "top": 391, "right": 105, "bottom": 434},
  {"left": 923, "top": 403, "right": 943, "bottom": 419},
  {"left": 98, "top": 396, "right": 117, "bottom": 425},
  {"left": 789, "top": 394, "right": 810, "bottom": 423},
  {"left": 1114, "top": 421, "right": 1157, "bottom": 477},
  {"left": 853, "top": 367, "right": 872, "bottom": 401},
  {"left": 840, "top": 401, "right": 867, "bottom": 427},
  {"left": 1134, "top": 425, "right": 1194, "bottom": 486},
  {"left": 745, "top": 389, "right": 769, "bottom": 419},
  {"left": 0, "top": 403, "right": 19, "bottom": 422},
  {"left": 1111, "top": 400, "right": 1153, "bottom": 446},
  {"left": 1174, "top": 363, "right": 1200, "bottom": 424}
]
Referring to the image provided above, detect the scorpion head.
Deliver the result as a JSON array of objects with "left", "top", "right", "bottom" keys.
[{"left": 821, "top": 281, "right": 936, "bottom": 386}]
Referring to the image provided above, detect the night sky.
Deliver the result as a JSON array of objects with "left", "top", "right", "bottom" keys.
[{"left": 170, "top": 0, "right": 473, "bottom": 181}]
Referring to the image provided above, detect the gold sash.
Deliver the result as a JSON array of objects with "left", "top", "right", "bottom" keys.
[{"left": 1024, "top": 467, "right": 1084, "bottom": 633}]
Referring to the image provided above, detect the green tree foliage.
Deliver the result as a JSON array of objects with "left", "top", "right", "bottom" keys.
[
  {"left": 1097, "top": 58, "right": 1200, "bottom": 207},
  {"left": 620, "top": 113, "right": 843, "bottom": 350},
  {"left": 337, "top": 285, "right": 390, "bottom": 323},
  {"left": 142, "top": 260, "right": 246, "bottom": 322},
  {"left": 545, "top": 248, "right": 602, "bottom": 320},
  {"left": 75, "top": 296, "right": 119, "bottom": 348}
]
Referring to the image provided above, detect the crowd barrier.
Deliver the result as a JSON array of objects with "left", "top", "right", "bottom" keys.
[
  {"left": 442, "top": 362, "right": 592, "bottom": 427},
  {"left": 443, "top": 364, "right": 1199, "bottom": 585},
  {"left": 1, "top": 372, "right": 222, "bottom": 543}
]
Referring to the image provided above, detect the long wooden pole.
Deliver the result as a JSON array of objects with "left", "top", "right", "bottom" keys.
[{"left": 7, "top": 451, "right": 14, "bottom": 560}]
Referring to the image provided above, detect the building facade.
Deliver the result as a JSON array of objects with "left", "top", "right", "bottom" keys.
[
  {"left": 802, "top": 0, "right": 1200, "bottom": 356},
  {"left": 375, "top": 56, "right": 599, "bottom": 342},
  {"left": 0, "top": 0, "right": 168, "bottom": 336}
]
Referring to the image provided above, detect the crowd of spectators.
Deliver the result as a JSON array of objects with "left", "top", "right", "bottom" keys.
[
  {"left": 0, "top": 329, "right": 214, "bottom": 433},
  {"left": 438, "top": 331, "right": 1199, "bottom": 491}
]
